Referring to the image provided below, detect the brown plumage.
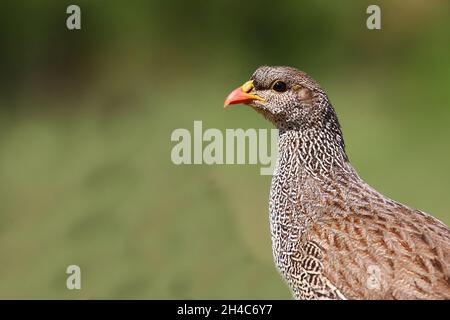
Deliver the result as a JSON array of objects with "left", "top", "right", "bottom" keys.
[{"left": 224, "top": 66, "right": 450, "bottom": 300}]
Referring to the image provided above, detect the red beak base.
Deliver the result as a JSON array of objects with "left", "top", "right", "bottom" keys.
[{"left": 223, "top": 80, "right": 265, "bottom": 108}]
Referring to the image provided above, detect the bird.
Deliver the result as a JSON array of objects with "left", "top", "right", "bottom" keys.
[{"left": 224, "top": 66, "right": 450, "bottom": 300}]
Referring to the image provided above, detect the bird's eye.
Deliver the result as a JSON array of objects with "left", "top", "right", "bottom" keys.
[{"left": 271, "top": 80, "right": 287, "bottom": 93}]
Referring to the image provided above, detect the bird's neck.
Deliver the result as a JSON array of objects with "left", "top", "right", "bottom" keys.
[
  {"left": 276, "top": 128, "right": 351, "bottom": 178},
  {"left": 269, "top": 127, "right": 358, "bottom": 241}
]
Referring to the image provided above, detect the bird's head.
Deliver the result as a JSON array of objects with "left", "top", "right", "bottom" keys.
[{"left": 224, "top": 66, "right": 335, "bottom": 131}]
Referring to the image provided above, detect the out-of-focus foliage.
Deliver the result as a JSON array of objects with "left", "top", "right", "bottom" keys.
[{"left": 0, "top": 0, "right": 449, "bottom": 298}]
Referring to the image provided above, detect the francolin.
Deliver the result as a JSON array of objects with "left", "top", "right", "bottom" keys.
[{"left": 224, "top": 66, "right": 450, "bottom": 300}]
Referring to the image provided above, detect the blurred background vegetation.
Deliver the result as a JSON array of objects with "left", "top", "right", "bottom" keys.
[{"left": 0, "top": 0, "right": 449, "bottom": 299}]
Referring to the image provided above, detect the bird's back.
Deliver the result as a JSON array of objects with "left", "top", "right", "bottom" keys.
[{"left": 307, "top": 179, "right": 450, "bottom": 299}]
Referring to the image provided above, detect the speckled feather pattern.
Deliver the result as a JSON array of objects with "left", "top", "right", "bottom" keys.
[{"left": 245, "top": 66, "right": 450, "bottom": 300}]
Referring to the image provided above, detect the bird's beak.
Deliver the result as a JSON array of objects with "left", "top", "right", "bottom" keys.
[{"left": 224, "top": 80, "right": 265, "bottom": 108}]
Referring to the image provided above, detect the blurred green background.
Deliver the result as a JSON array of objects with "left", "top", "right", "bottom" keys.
[{"left": 0, "top": 0, "right": 449, "bottom": 299}]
